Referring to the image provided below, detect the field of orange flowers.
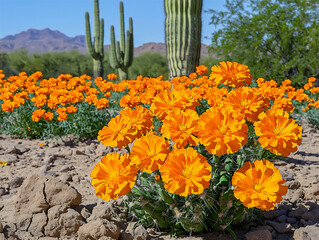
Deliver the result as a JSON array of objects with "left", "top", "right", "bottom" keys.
[{"left": 1, "top": 61, "right": 319, "bottom": 234}]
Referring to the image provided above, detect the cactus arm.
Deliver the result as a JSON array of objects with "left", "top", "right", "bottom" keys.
[
  {"left": 120, "top": 1, "right": 125, "bottom": 53},
  {"left": 99, "top": 18, "right": 104, "bottom": 57},
  {"left": 85, "top": 12, "right": 95, "bottom": 56},
  {"left": 109, "top": 26, "right": 120, "bottom": 69},
  {"left": 108, "top": 1, "right": 134, "bottom": 80},
  {"left": 124, "top": 17, "right": 134, "bottom": 67},
  {"left": 93, "top": 0, "right": 100, "bottom": 54}
]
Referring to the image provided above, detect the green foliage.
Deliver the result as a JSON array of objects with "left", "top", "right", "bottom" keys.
[
  {"left": 128, "top": 53, "right": 168, "bottom": 79},
  {"left": 1, "top": 50, "right": 113, "bottom": 79},
  {"left": 208, "top": 0, "right": 319, "bottom": 87},
  {"left": 85, "top": 0, "right": 105, "bottom": 79},
  {"left": 165, "top": 0, "right": 203, "bottom": 80},
  {"left": 109, "top": 1, "right": 134, "bottom": 81}
]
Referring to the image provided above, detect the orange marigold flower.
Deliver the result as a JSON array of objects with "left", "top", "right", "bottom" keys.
[
  {"left": 271, "top": 98, "right": 295, "bottom": 113},
  {"left": 160, "top": 148, "right": 212, "bottom": 197},
  {"left": 189, "top": 72, "right": 198, "bottom": 79},
  {"left": 155, "top": 174, "right": 161, "bottom": 181},
  {"left": 196, "top": 106, "right": 248, "bottom": 156},
  {"left": 91, "top": 152, "right": 138, "bottom": 201},
  {"left": 310, "top": 87, "right": 319, "bottom": 94},
  {"left": 254, "top": 109, "right": 302, "bottom": 157},
  {"left": 42, "top": 111, "right": 54, "bottom": 121},
  {"left": 12, "top": 96, "right": 25, "bottom": 108},
  {"left": 97, "top": 114, "right": 137, "bottom": 148},
  {"left": 103, "top": 92, "right": 111, "bottom": 98},
  {"left": 203, "top": 87, "right": 228, "bottom": 107},
  {"left": 107, "top": 73, "right": 117, "bottom": 81},
  {"left": 1, "top": 100, "right": 15, "bottom": 112},
  {"left": 94, "top": 98, "right": 109, "bottom": 109},
  {"left": 232, "top": 159, "right": 288, "bottom": 211},
  {"left": 130, "top": 133, "right": 171, "bottom": 173},
  {"left": 31, "top": 94, "right": 47, "bottom": 108},
  {"left": 57, "top": 112, "right": 68, "bottom": 121},
  {"left": 119, "top": 94, "right": 141, "bottom": 108},
  {"left": 120, "top": 106, "right": 153, "bottom": 138},
  {"left": 196, "top": 65, "right": 208, "bottom": 76},
  {"left": 56, "top": 107, "right": 67, "bottom": 114},
  {"left": 223, "top": 87, "right": 269, "bottom": 122},
  {"left": 210, "top": 61, "right": 252, "bottom": 87},
  {"left": 66, "top": 105, "right": 78, "bottom": 113},
  {"left": 31, "top": 109, "right": 46, "bottom": 122},
  {"left": 150, "top": 90, "right": 199, "bottom": 120},
  {"left": 85, "top": 94, "right": 98, "bottom": 105},
  {"left": 161, "top": 109, "right": 199, "bottom": 148}
]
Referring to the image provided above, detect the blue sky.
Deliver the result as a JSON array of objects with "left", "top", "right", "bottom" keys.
[{"left": 0, "top": 0, "right": 227, "bottom": 47}]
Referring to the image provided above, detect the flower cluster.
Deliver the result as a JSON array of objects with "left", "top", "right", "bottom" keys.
[{"left": 90, "top": 61, "right": 307, "bottom": 213}]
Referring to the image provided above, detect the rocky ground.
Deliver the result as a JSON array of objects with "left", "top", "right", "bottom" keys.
[{"left": 0, "top": 120, "right": 318, "bottom": 240}]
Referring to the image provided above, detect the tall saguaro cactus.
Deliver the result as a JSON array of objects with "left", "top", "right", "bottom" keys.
[
  {"left": 85, "top": 0, "right": 104, "bottom": 79},
  {"left": 109, "top": 1, "right": 134, "bottom": 81},
  {"left": 165, "top": 0, "right": 202, "bottom": 80}
]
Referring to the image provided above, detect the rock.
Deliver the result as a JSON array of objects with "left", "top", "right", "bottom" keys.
[
  {"left": 290, "top": 189, "right": 304, "bottom": 203},
  {"left": 268, "top": 221, "right": 292, "bottom": 234},
  {"left": 301, "top": 209, "right": 319, "bottom": 222},
  {"left": 9, "top": 177, "right": 24, "bottom": 189},
  {"left": 286, "top": 217, "right": 297, "bottom": 224},
  {"left": 6, "top": 146, "right": 22, "bottom": 154},
  {"left": 288, "top": 180, "right": 301, "bottom": 190},
  {"left": 44, "top": 204, "right": 85, "bottom": 238},
  {"left": 43, "top": 154, "right": 55, "bottom": 164},
  {"left": 14, "top": 230, "right": 33, "bottom": 240},
  {"left": 288, "top": 204, "right": 308, "bottom": 218},
  {"left": 1, "top": 154, "right": 18, "bottom": 164},
  {"left": 0, "top": 187, "right": 6, "bottom": 196},
  {"left": 15, "top": 175, "right": 82, "bottom": 215},
  {"left": 60, "top": 165, "right": 74, "bottom": 173},
  {"left": 126, "top": 222, "right": 137, "bottom": 236},
  {"left": 276, "top": 215, "right": 287, "bottom": 223},
  {"left": 134, "top": 224, "right": 149, "bottom": 240},
  {"left": 28, "top": 212, "right": 47, "bottom": 237},
  {"left": 75, "top": 150, "right": 86, "bottom": 155},
  {"left": 304, "top": 185, "right": 319, "bottom": 200},
  {"left": 119, "top": 232, "right": 134, "bottom": 240},
  {"left": 293, "top": 225, "right": 319, "bottom": 240},
  {"left": 44, "top": 177, "right": 82, "bottom": 207},
  {"left": 78, "top": 219, "right": 120, "bottom": 240},
  {"left": 80, "top": 207, "right": 91, "bottom": 219},
  {"left": 59, "top": 174, "right": 72, "bottom": 182},
  {"left": 245, "top": 228, "right": 272, "bottom": 240},
  {"left": 88, "top": 202, "right": 117, "bottom": 221},
  {"left": 262, "top": 209, "right": 287, "bottom": 219},
  {"left": 14, "top": 175, "right": 49, "bottom": 214},
  {"left": 15, "top": 214, "right": 32, "bottom": 231}
]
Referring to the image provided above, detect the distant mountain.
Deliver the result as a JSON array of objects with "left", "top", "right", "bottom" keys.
[
  {"left": 0, "top": 28, "right": 215, "bottom": 57},
  {"left": 0, "top": 28, "right": 87, "bottom": 54}
]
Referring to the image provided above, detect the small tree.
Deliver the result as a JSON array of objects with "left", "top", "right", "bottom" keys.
[{"left": 208, "top": 0, "right": 319, "bottom": 86}]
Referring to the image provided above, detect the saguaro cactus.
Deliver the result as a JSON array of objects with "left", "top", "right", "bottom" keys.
[
  {"left": 85, "top": 0, "right": 104, "bottom": 79},
  {"left": 109, "top": 1, "right": 134, "bottom": 81},
  {"left": 165, "top": 0, "right": 202, "bottom": 80}
]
